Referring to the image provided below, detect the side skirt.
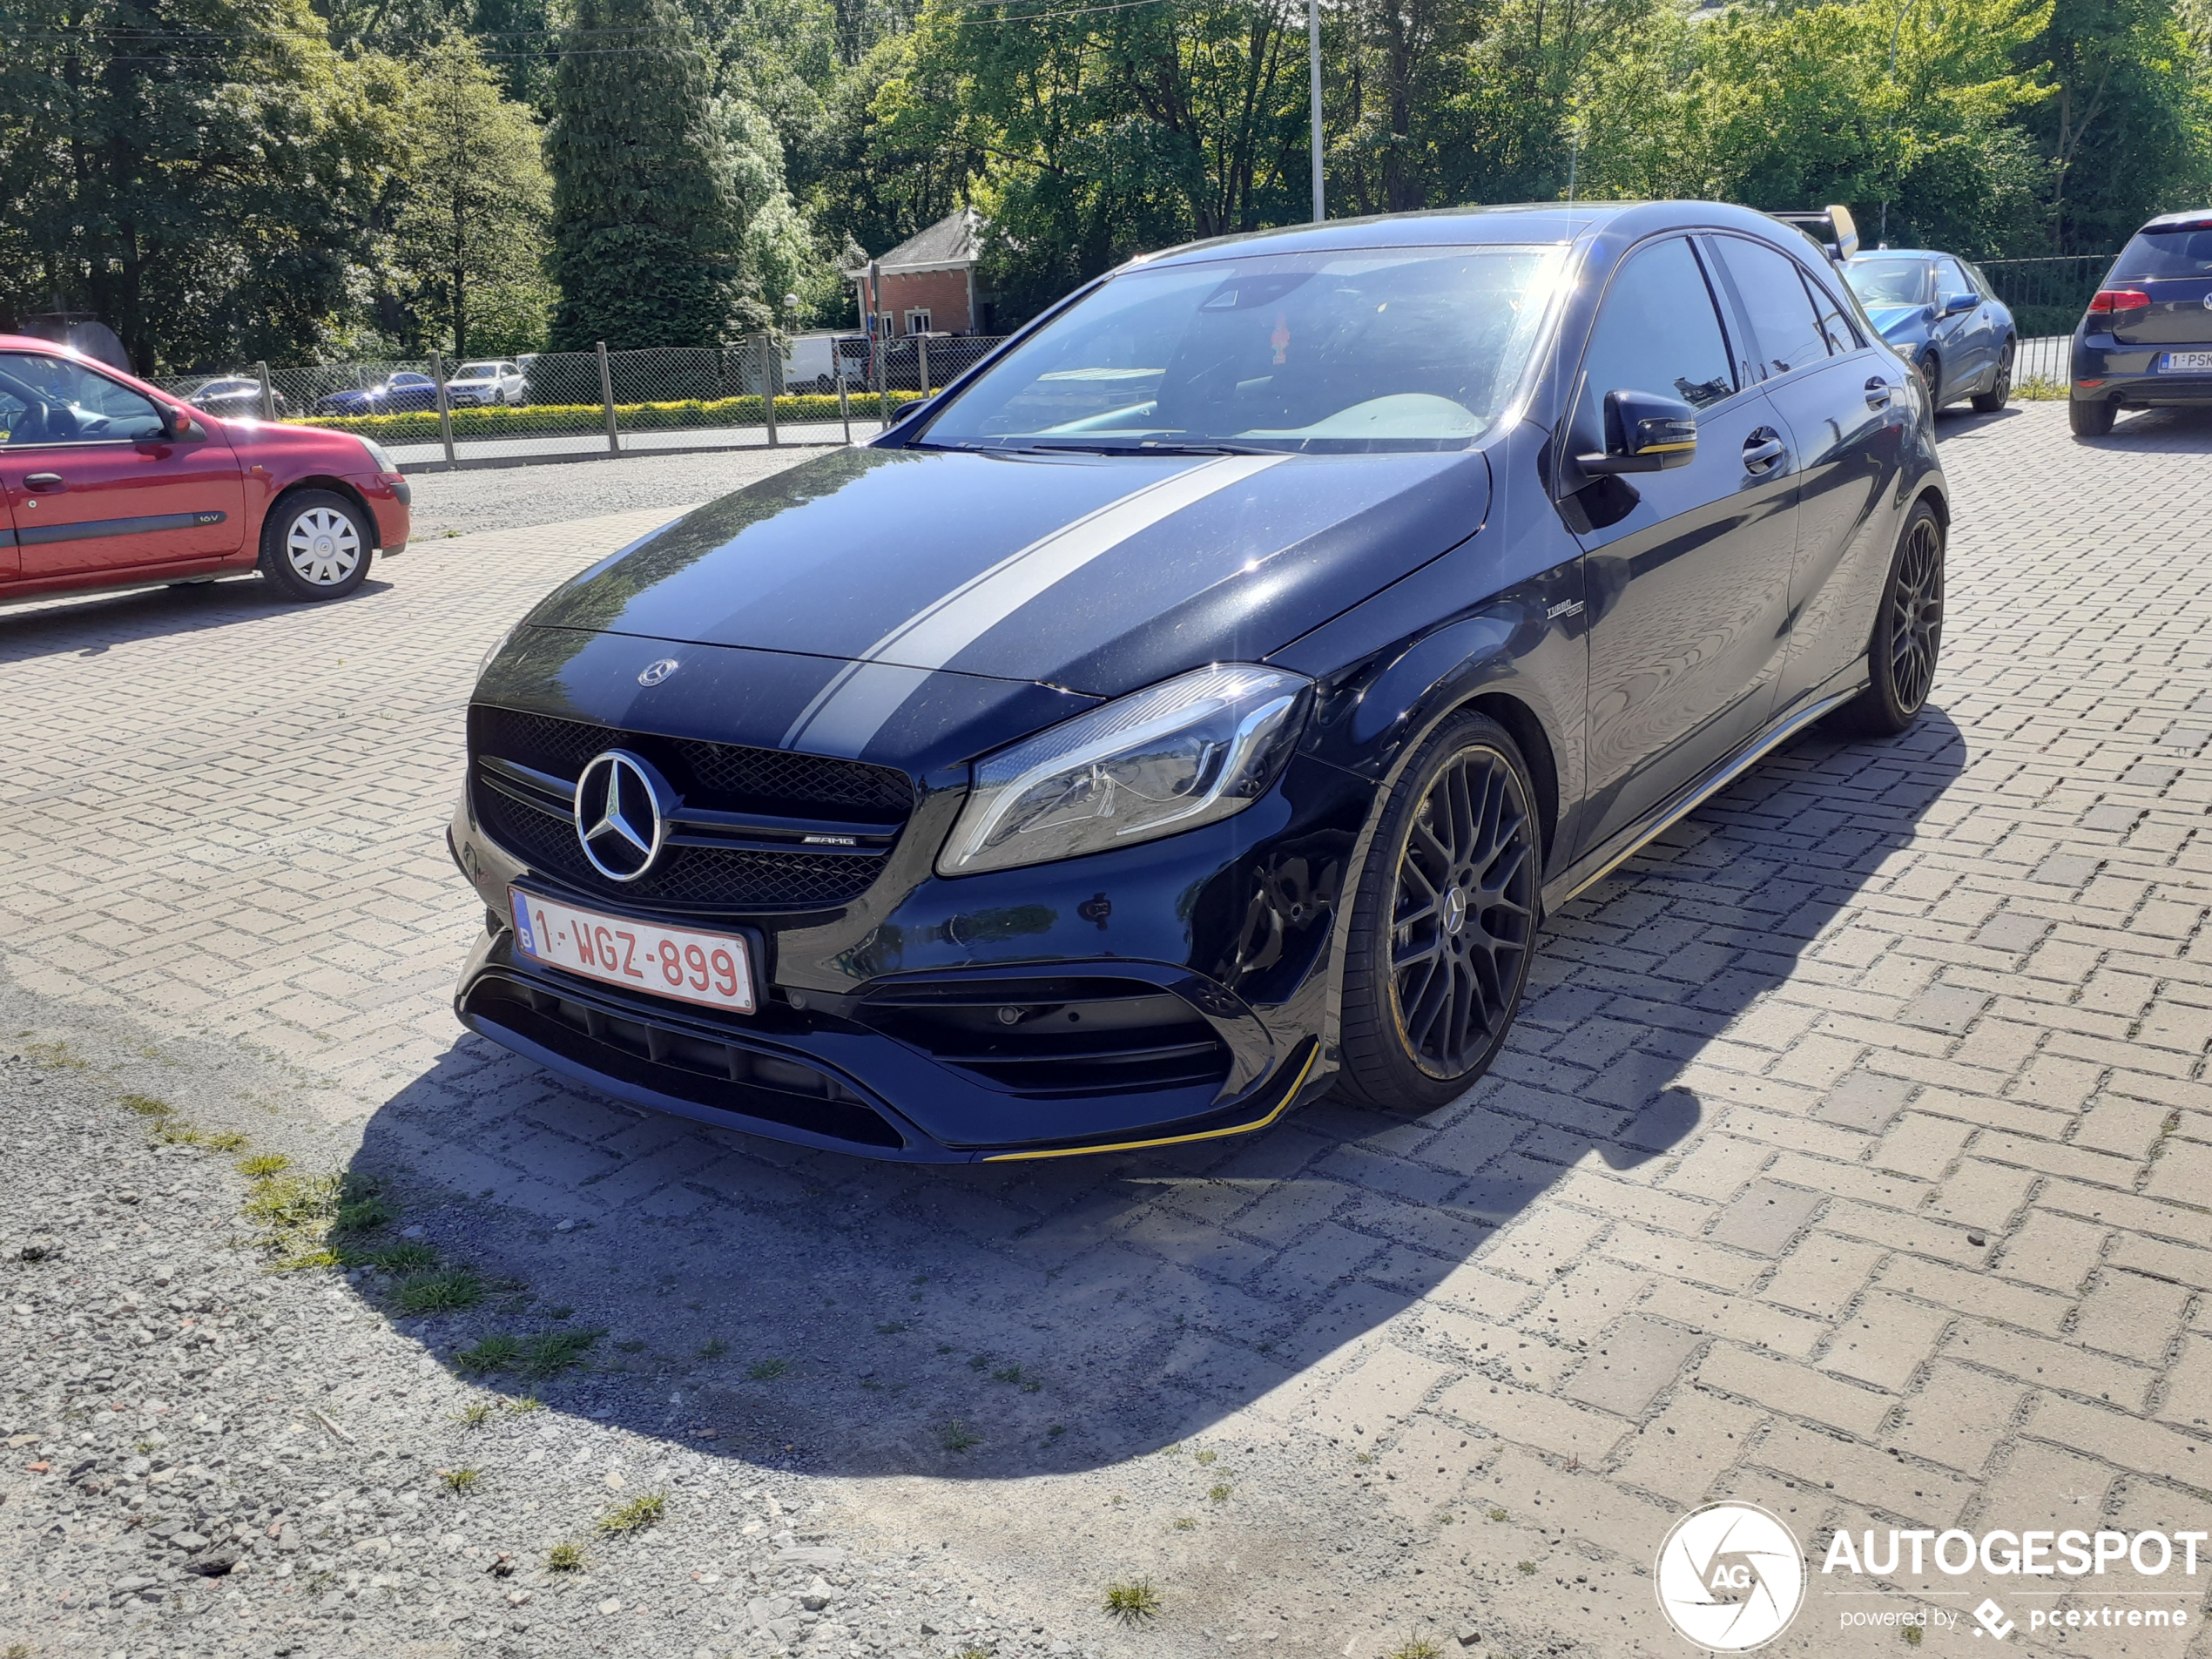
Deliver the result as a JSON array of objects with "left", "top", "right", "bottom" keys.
[{"left": 1541, "top": 684, "right": 1862, "bottom": 914}]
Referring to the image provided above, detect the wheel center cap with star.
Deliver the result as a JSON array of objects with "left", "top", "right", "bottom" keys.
[{"left": 1442, "top": 886, "right": 1467, "bottom": 936}]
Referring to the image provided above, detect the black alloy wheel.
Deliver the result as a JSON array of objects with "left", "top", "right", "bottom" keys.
[
  {"left": 1916, "top": 351, "right": 1942, "bottom": 408},
  {"left": 1835, "top": 500, "right": 1945, "bottom": 736},
  {"left": 1971, "top": 343, "right": 2013, "bottom": 413},
  {"left": 1336, "top": 711, "right": 1540, "bottom": 1111}
]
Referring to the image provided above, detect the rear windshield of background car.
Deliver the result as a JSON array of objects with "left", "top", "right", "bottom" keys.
[
  {"left": 1843, "top": 260, "right": 1936, "bottom": 307},
  {"left": 2111, "top": 226, "right": 2212, "bottom": 280},
  {"left": 917, "top": 245, "right": 1564, "bottom": 454}
]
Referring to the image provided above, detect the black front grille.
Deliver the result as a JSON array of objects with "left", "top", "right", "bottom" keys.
[
  {"left": 859, "top": 977, "right": 1231, "bottom": 1097},
  {"left": 464, "top": 974, "right": 904, "bottom": 1149},
  {"left": 474, "top": 708, "right": 913, "bottom": 819},
  {"left": 469, "top": 705, "right": 914, "bottom": 914},
  {"left": 475, "top": 785, "right": 881, "bottom": 911}
]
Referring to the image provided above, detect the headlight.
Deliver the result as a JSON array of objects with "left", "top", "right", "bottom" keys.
[
  {"left": 935, "top": 664, "right": 1312, "bottom": 877},
  {"left": 477, "top": 619, "right": 523, "bottom": 684},
  {"left": 360, "top": 436, "right": 398, "bottom": 475}
]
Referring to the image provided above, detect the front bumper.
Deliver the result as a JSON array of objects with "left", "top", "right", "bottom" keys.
[{"left": 447, "top": 750, "right": 1361, "bottom": 1162}]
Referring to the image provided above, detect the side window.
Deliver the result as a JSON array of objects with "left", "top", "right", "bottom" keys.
[
  {"left": 1935, "top": 259, "right": 1973, "bottom": 301},
  {"left": 0, "top": 352, "right": 166, "bottom": 446},
  {"left": 1575, "top": 238, "right": 1737, "bottom": 446},
  {"left": 1710, "top": 238, "right": 1830, "bottom": 379},
  {"left": 1802, "top": 272, "right": 1861, "bottom": 355}
]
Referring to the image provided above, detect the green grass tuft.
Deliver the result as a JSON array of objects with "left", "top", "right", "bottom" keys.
[
  {"left": 453, "top": 1333, "right": 524, "bottom": 1375},
  {"left": 1208, "top": 1483, "right": 1231, "bottom": 1502},
  {"left": 545, "top": 1541, "right": 585, "bottom": 1573},
  {"left": 698, "top": 1338, "right": 728, "bottom": 1359},
  {"left": 439, "top": 1466, "right": 480, "bottom": 1494},
  {"left": 597, "top": 1491, "right": 667, "bottom": 1536},
  {"left": 236, "top": 1151, "right": 290, "bottom": 1177},
  {"left": 519, "top": 1327, "right": 602, "bottom": 1377},
  {"left": 119, "top": 1093, "right": 172, "bottom": 1116},
  {"left": 395, "top": 1267, "right": 485, "bottom": 1313},
  {"left": 455, "top": 1400, "right": 494, "bottom": 1428},
  {"left": 1103, "top": 1579, "right": 1161, "bottom": 1622},
  {"left": 1389, "top": 1638, "right": 1443, "bottom": 1659},
  {"left": 938, "top": 1420, "right": 981, "bottom": 1453},
  {"left": 746, "top": 1357, "right": 791, "bottom": 1381}
]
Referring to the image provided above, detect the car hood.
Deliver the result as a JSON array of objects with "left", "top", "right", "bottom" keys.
[
  {"left": 526, "top": 444, "right": 1492, "bottom": 699},
  {"left": 1863, "top": 304, "right": 1930, "bottom": 341}
]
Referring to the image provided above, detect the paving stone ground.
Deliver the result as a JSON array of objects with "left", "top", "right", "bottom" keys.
[{"left": 6, "top": 400, "right": 2212, "bottom": 1658}]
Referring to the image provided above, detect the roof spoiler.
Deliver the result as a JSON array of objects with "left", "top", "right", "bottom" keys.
[{"left": 1770, "top": 206, "right": 1860, "bottom": 263}]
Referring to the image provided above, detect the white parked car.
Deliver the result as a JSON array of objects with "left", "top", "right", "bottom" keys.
[{"left": 444, "top": 361, "right": 529, "bottom": 408}]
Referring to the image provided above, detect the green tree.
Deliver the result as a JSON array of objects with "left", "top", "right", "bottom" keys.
[
  {"left": 393, "top": 32, "right": 552, "bottom": 357},
  {"left": 544, "top": 0, "right": 744, "bottom": 347},
  {"left": 0, "top": 0, "right": 411, "bottom": 370}
]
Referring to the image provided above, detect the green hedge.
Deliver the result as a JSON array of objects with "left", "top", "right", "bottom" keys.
[{"left": 295, "top": 392, "right": 926, "bottom": 444}]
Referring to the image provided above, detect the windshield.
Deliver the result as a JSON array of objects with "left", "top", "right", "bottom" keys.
[
  {"left": 919, "top": 245, "right": 1563, "bottom": 454},
  {"left": 2111, "top": 226, "right": 2212, "bottom": 281},
  {"left": 1844, "top": 260, "right": 1935, "bottom": 307},
  {"left": 458, "top": 362, "right": 501, "bottom": 377}
]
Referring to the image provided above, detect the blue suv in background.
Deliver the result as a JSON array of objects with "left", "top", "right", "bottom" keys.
[
  {"left": 2069, "top": 211, "right": 2212, "bottom": 436},
  {"left": 1844, "top": 250, "right": 2017, "bottom": 412}
]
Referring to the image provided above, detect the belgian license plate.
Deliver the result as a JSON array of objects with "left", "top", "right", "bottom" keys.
[
  {"left": 509, "top": 888, "right": 755, "bottom": 1014},
  {"left": 2161, "top": 351, "right": 2212, "bottom": 373}
]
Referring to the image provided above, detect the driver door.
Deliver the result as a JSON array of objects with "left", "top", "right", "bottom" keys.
[
  {"left": 0, "top": 351, "right": 244, "bottom": 582},
  {"left": 1557, "top": 234, "right": 1800, "bottom": 857}
]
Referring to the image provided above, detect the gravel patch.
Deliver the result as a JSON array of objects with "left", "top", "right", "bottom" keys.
[
  {"left": 0, "top": 1049, "right": 1082, "bottom": 1659},
  {"left": 401, "top": 444, "right": 851, "bottom": 542}
]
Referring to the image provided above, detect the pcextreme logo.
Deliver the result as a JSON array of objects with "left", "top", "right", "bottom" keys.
[{"left": 1654, "top": 1501, "right": 1807, "bottom": 1650}]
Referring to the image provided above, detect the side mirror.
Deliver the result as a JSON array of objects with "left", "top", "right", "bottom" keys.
[
  {"left": 1943, "top": 292, "right": 1979, "bottom": 316},
  {"left": 162, "top": 405, "right": 202, "bottom": 441},
  {"left": 1577, "top": 389, "right": 1698, "bottom": 475}
]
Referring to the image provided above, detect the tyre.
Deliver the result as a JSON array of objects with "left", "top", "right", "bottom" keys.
[
  {"left": 1971, "top": 343, "right": 2013, "bottom": 413},
  {"left": 1916, "top": 351, "right": 1942, "bottom": 408},
  {"left": 2069, "top": 395, "right": 2115, "bottom": 437},
  {"left": 1833, "top": 500, "right": 1944, "bottom": 737},
  {"left": 1335, "top": 711, "right": 1541, "bottom": 1113},
  {"left": 260, "top": 489, "right": 373, "bottom": 603}
]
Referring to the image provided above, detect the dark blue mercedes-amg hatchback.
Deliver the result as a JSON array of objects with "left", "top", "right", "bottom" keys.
[{"left": 451, "top": 200, "right": 1947, "bottom": 1162}]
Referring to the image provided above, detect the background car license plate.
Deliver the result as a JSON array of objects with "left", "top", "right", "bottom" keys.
[
  {"left": 2161, "top": 351, "right": 2212, "bottom": 373},
  {"left": 509, "top": 888, "right": 756, "bottom": 1013}
]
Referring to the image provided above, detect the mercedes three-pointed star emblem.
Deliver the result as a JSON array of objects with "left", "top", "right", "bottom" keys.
[{"left": 572, "top": 750, "right": 672, "bottom": 882}]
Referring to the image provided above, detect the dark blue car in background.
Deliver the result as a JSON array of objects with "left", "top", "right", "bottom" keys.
[
  {"left": 1844, "top": 249, "right": 2017, "bottom": 411},
  {"left": 309, "top": 370, "right": 439, "bottom": 418},
  {"left": 450, "top": 199, "right": 1949, "bottom": 1162},
  {"left": 2069, "top": 210, "right": 2212, "bottom": 436}
]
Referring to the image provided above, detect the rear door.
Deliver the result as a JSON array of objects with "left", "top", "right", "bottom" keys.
[
  {"left": 1706, "top": 233, "right": 1912, "bottom": 709},
  {"left": 0, "top": 351, "right": 245, "bottom": 582},
  {"left": 1561, "top": 233, "right": 1800, "bottom": 857}
]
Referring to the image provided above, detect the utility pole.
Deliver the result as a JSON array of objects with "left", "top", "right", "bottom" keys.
[{"left": 1308, "top": 0, "right": 1325, "bottom": 223}]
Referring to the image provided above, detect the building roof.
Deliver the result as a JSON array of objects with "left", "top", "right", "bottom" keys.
[{"left": 851, "top": 208, "right": 985, "bottom": 276}]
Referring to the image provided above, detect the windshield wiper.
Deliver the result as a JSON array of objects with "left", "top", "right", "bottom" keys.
[{"left": 1011, "top": 438, "right": 1287, "bottom": 457}]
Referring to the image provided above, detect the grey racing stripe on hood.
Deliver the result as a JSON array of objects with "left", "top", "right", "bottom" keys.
[{"left": 782, "top": 453, "right": 1287, "bottom": 755}]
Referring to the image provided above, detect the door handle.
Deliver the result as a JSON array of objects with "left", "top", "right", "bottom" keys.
[
  {"left": 23, "top": 473, "right": 63, "bottom": 491},
  {"left": 1865, "top": 377, "right": 1893, "bottom": 410},
  {"left": 1742, "top": 430, "right": 1785, "bottom": 473}
]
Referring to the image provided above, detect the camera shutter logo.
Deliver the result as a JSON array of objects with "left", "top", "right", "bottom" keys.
[
  {"left": 572, "top": 751, "right": 672, "bottom": 881},
  {"left": 1654, "top": 1501, "right": 1806, "bottom": 1650}
]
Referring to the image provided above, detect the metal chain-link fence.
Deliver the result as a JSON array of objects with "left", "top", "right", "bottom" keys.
[{"left": 151, "top": 335, "right": 1013, "bottom": 466}]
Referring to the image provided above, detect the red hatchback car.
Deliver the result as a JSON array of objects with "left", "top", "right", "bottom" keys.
[{"left": 0, "top": 336, "right": 410, "bottom": 605}]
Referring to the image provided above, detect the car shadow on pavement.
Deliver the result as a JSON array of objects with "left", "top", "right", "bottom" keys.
[
  {"left": 2093, "top": 405, "right": 2212, "bottom": 452},
  {"left": 0, "top": 573, "right": 397, "bottom": 664},
  {"left": 347, "top": 708, "right": 1966, "bottom": 1480}
]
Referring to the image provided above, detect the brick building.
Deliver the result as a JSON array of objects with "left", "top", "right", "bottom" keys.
[{"left": 847, "top": 208, "right": 993, "bottom": 337}]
